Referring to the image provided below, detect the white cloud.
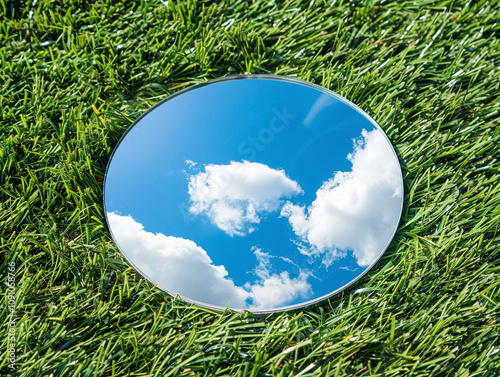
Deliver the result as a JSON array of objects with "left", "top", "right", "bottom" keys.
[
  {"left": 108, "top": 212, "right": 312, "bottom": 310},
  {"left": 281, "top": 129, "right": 402, "bottom": 267},
  {"left": 107, "top": 212, "right": 249, "bottom": 308},
  {"left": 246, "top": 247, "right": 312, "bottom": 310},
  {"left": 188, "top": 160, "right": 302, "bottom": 236},
  {"left": 185, "top": 159, "right": 198, "bottom": 169}
]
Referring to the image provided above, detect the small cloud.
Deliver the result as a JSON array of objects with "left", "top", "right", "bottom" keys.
[
  {"left": 279, "top": 256, "right": 299, "bottom": 267},
  {"left": 246, "top": 247, "right": 312, "bottom": 309},
  {"left": 188, "top": 160, "right": 303, "bottom": 236},
  {"left": 281, "top": 129, "right": 402, "bottom": 267},
  {"left": 185, "top": 159, "right": 198, "bottom": 169},
  {"left": 321, "top": 248, "right": 347, "bottom": 269},
  {"left": 339, "top": 266, "right": 359, "bottom": 272}
]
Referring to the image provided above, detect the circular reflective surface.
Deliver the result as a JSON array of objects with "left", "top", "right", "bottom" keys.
[{"left": 104, "top": 75, "right": 403, "bottom": 313}]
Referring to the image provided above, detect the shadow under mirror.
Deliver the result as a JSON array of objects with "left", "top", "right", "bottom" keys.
[{"left": 104, "top": 75, "right": 404, "bottom": 313}]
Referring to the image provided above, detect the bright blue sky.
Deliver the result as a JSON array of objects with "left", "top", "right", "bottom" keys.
[{"left": 105, "top": 78, "right": 401, "bottom": 310}]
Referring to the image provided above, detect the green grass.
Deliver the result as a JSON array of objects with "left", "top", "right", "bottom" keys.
[{"left": 1, "top": 0, "right": 499, "bottom": 375}]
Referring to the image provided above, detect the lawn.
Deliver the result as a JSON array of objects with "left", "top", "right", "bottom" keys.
[{"left": 1, "top": 0, "right": 499, "bottom": 376}]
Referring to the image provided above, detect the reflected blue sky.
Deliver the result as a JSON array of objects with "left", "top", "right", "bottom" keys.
[{"left": 105, "top": 77, "right": 403, "bottom": 310}]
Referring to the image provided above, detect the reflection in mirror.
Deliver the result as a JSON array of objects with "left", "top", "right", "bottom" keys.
[{"left": 104, "top": 76, "right": 403, "bottom": 313}]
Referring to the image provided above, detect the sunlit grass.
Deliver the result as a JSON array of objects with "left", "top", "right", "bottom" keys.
[{"left": 1, "top": 0, "right": 499, "bottom": 375}]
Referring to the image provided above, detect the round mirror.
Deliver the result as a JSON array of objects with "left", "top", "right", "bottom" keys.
[{"left": 104, "top": 75, "right": 403, "bottom": 313}]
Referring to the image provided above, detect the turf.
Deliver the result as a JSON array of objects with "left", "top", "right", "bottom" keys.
[{"left": 1, "top": 0, "right": 499, "bottom": 375}]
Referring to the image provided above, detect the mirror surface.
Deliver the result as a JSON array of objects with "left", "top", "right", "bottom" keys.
[{"left": 104, "top": 76, "right": 403, "bottom": 313}]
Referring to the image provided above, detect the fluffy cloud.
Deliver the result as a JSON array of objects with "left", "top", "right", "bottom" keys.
[
  {"left": 107, "top": 212, "right": 249, "bottom": 308},
  {"left": 188, "top": 161, "right": 302, "bottom": 236},
  {"left": 246, "top": 247, "right": 312, "bottom": 310},
  {"left": 281, "top": 129, "right": 403, "bottom": 267},
  {"left": 107, "top": 212, "right": 312, "bottom": 310}
]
